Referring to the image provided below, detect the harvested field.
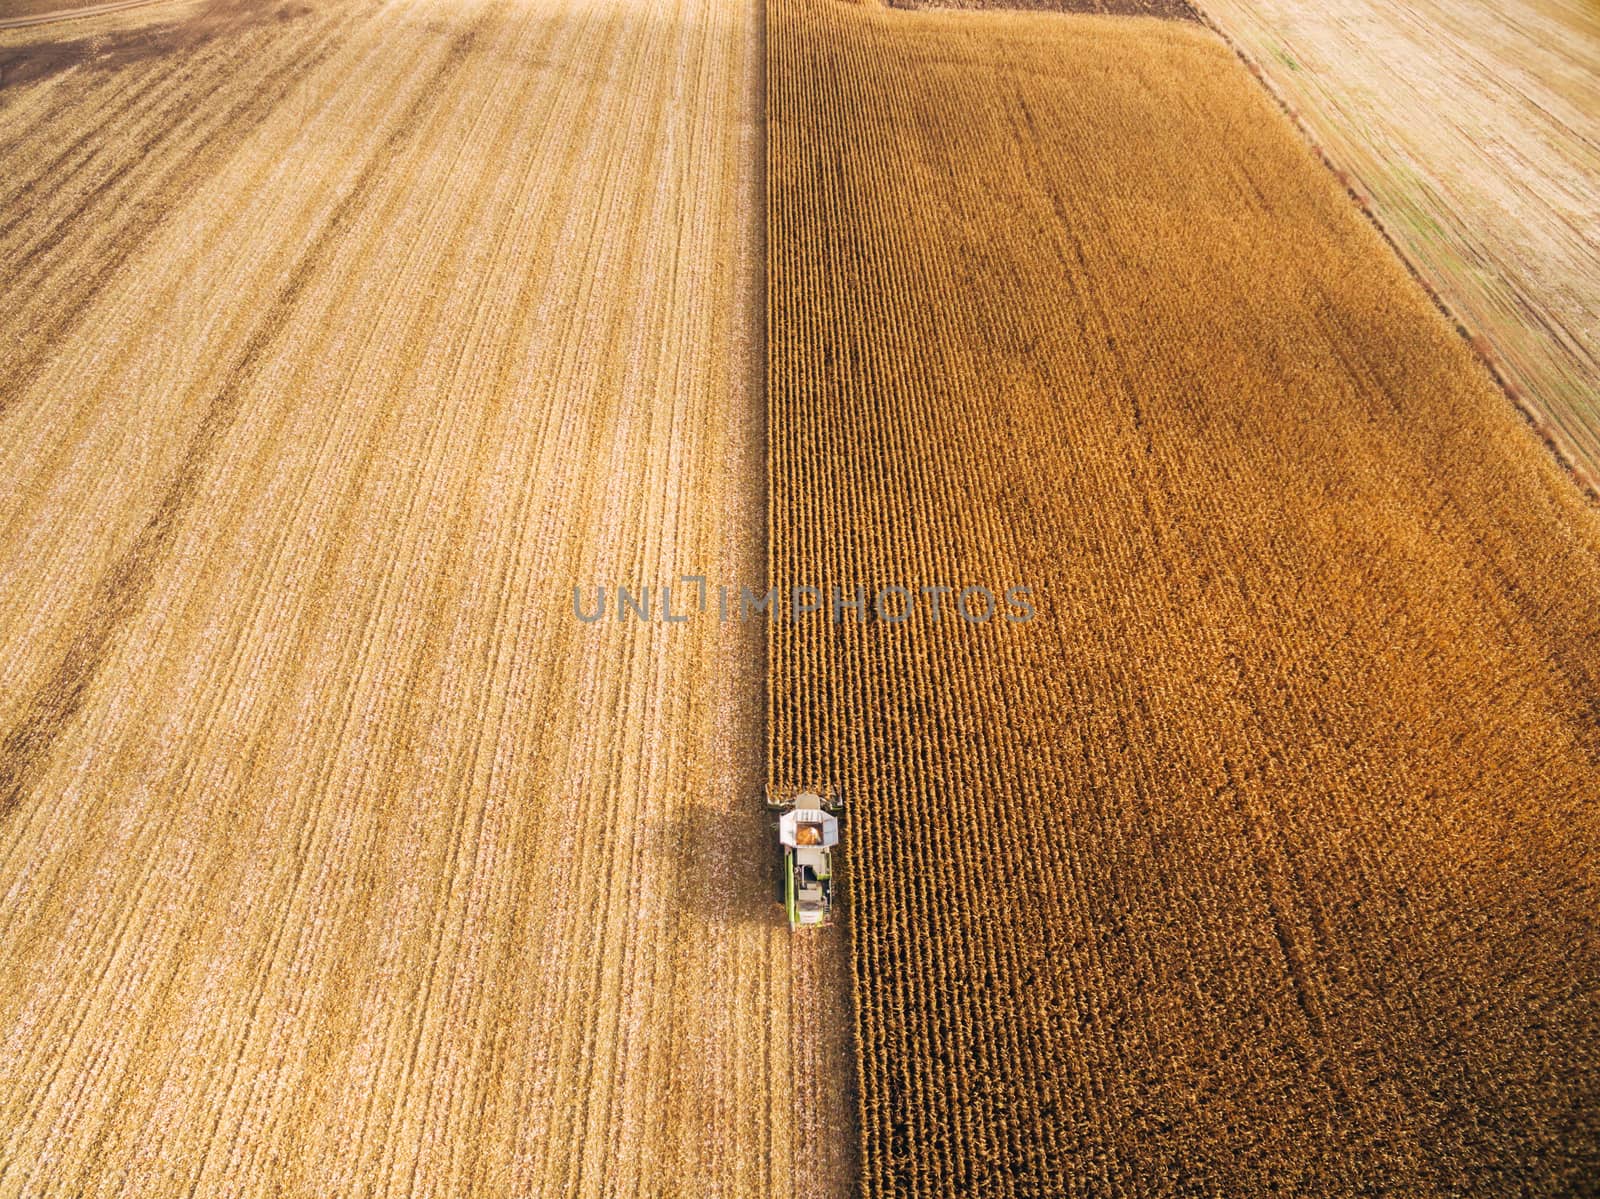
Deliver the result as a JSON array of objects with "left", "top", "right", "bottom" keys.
[
  {"left": 0, "top": 0, "right": 851, "bottom": 1195},
  {"left": 1196, "top": 0, "right": 1600, "bottom": 493},
  {"left": 768, "top": 1, "right": 1600, "bottom": 1194}
]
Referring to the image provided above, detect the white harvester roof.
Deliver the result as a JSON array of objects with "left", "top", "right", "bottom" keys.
[{"left": 778, "top": 808, "right": 838, "bottom": 850}]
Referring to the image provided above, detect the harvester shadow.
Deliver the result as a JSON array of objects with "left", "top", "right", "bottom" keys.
[{"left": 671, "top": 800, "right": 786, "bottom": 931}]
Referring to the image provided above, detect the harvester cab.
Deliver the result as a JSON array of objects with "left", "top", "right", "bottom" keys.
[{"left": 768, "top": 790, "right": 842, "bottom": 930}]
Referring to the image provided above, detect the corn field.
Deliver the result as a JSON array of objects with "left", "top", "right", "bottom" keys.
[{"left": 768, "top": 2, "right": 1600, "bottom": 1194}]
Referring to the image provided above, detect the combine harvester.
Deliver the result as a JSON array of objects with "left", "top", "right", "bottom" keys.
[{"left": 766, "top": 789, "right": 843, "bottom": 929}]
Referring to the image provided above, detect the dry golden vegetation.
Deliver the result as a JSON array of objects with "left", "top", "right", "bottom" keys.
[
  {"left": 1196, "top": 0, "right": 1600, "bottom": 494},
  {"left": 768, "top": 1, "right": 1600, "bottom": 1194},
  {"left": 0, "top": 0, "right": 850, "bottom": 1194}
]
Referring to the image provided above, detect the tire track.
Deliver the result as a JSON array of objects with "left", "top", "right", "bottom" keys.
[{"left": 0, "top": 0, "right": 169, "bottom": 31}]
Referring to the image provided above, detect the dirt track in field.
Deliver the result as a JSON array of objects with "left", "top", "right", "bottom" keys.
[
  {"left": 769, "top": 1, "right": 1600, "bottom": 1194},
  {"left": 0, "top": 0, "right": 852, "bottom": 1194},
  {"left": 1195, "top": 0, "right": 1600, "bottom": 495},
  {"left": 0, "top": 1, "right": 167, "bottom": 31}
]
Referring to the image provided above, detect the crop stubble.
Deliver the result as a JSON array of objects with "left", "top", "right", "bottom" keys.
[
  {"left": 768, "top": 1, "right": 1600, "bottom": 1194},
  {"left": 0, "top": 0, "right": 852, "bottom": 1195}
]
